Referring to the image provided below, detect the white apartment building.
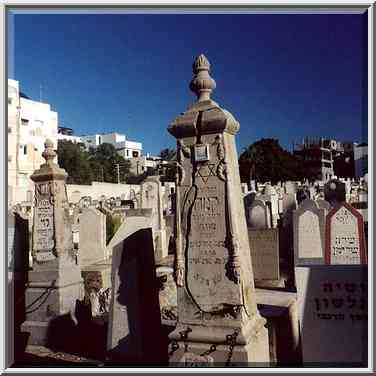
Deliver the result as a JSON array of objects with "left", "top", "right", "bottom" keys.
[
  {"left": 57, "top": 126, "right": 82, "bottom": 143},
  {"left": 8, "top": 79, "right": 58, "bottom": 204},
  {"left": 80, "top": 132, "right": 142, "bottom": 159},
  {"left": 354, "top": 142, "right": 368, "bottom": 178}
]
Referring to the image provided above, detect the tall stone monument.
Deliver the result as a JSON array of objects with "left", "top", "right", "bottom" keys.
[
  {"left": 21, "top": 140, "right": 83, "bottom": 345},
  {"left": 168, "top": 55, "right": 269, "bottom": 366}
]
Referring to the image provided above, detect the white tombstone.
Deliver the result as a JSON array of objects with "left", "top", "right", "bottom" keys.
[
  {"left": 293, "top": 199, "right": 325, "bottom": 265},
  {"left": 248, "top": 199, "right": 271, "bottom": 229},
  {"left": 325, "top": 203, "right": 367, "bottom": 265},
  {"left": 295, "top": 265, "right": 368, "bottom": 366},
  {"left": 78, "top": 207, "right": 107, "bottom": 266}
]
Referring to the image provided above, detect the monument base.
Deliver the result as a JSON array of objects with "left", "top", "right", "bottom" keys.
[
  {"left": 168, "top": 316, "right": 270, "bottom": 367},
  {"left": 21, "top": 276, "right": 84, "bottom": 346}
]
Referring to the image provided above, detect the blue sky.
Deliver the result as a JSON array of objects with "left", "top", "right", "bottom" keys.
[{"left": 9, "top": 11, "right": 368, "bottom": 156}]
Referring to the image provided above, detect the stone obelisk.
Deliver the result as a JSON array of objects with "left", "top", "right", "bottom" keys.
[
  {"left": 168, "top": 55, "right": 269, "bottom": 366},
  {"left": 21, "top": 139, "right": 83, "bottom": 345}
]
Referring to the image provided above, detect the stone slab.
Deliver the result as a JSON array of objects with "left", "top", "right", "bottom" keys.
[
  {"left": 293, "top": 200, "right": 325, "bottom": 265},
  {"left": 325, "top": 203, "right": 367, "bottom": 265},
  {"left": 295, "top": 265, "right": 368, "bottom": 366},
  {"left": 248, "top": 228, "right": 279, "bottom": 280},
  {"left": 107, "top": 217, "right": 165, "bottom": 363}
]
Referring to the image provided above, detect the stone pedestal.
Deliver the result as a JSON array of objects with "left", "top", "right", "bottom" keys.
[
  {"left": 21, "top": 140, "right": 83, "bottom": 346},
  {"left": 167, "top": 55, "right": 269, "bottom": 366}
]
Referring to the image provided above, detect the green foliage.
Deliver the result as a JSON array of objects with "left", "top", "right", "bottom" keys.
[
  {"left": 239, "top": 138, "right": 304, "bottom": 184},
  {"left": 159, "top": 148, "right": 176, "bottom": 161},
  {"left": 57, "top": 140, "right": 93, "bottom": 184},
  {"left": 57, "top": 140, "right": 131, "bottom": 184}
]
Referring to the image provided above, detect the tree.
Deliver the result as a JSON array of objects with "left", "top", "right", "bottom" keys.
[
  {"left": 159, "top": 148, "right": 176, "bottom": 161},
  {"left": 57, "top": 140, "right": 131, "bottom": 184},
  {"left": 238, "top": 138, "right": 304, "bottom": 184},
  {"left": 57, "top": 140, "right": 94, "bottom": 184},
  {"left": 88, "top": 143, "right": 130, "bottom": 183}
]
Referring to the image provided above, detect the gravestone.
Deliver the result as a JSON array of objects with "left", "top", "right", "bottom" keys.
[
  {"left": 21, "top": 140, "right": 83, "bottom": 346},
  {"left": 106, "top": 209, "right": 153, "bottom": 258},
  {"left": 260, "top": 184, "right": 279, "bottom": 228},
  {"left": 243, "top": 191, "right": 256, "bottom": 224},
  {"left": 241, "top": 183, "right": 248, "bottom": 195},
  {"left": 324, "top": 179, "right": 346, "bottom": 206},
  {"left": 167, "top": 55, "right": 269, "bottom": 366},
  {"left": 140, "top": 176, "right": 168, "bottom": 261},
  {"left": 8, "top": 211, "right": 29, "bottom": 365},
  {"left": 248, "top": 228, "right": 279, "bottom": 281},
  {"left": 295, "top": 265, "right": 368, "bottom": 366},
  {"left": 325, "top": 203, "right": 367, "bottom": 265},
  {"left": 78, "top": 207, "right": 107, "bottom": 266},
  {"left": 284, "top": 181, "right": 297, "bottom": 195},
  {"left": 282, "top": 193, "right": 297, "bottom": 227},
  {"left": 248, "top": 199, "right": 271, "bottom": 229},
  {"left": 107, "top": 216, "right": 165, "bottom": 363},
  {"left": 316, "top": 199, "right": 331, "bottom": 213},
  {"left": 293, "top": 200, "right": 325, "bottom": 265}
]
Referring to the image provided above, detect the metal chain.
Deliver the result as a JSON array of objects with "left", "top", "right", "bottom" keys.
[
  {"left": 225, "top": 330, "right": 239, "bottom": 366},
  {"left": 179, "top": 327, "right": 192, "bottom": 353},
  {"left": 200, "top": 344, "right": 217, "bottom": 357},
  {"left": 169, "top": 340, "right": 179, "bottom": 356}
]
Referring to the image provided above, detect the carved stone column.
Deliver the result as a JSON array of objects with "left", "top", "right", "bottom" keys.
[
  {"left": 168, "top": 55, "right": 269, "bottom": 366},
  {"left": 21, "top": 140, "right": 83, "bottom": 346}
]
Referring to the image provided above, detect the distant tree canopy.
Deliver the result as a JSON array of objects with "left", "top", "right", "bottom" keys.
[
  {"left": 239, "top": 138, "right": 304, "bottom": 184},
  {"left": 159, "top": 148, "right": 176, "bottom": 161},
  {"left": 57, "top": 140, "right": 131, "bottom": 185}
]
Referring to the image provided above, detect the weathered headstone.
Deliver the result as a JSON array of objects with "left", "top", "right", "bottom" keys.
[
  {"left": 325, "top": 203, "right": 367, "bottom": 265},
  {"left": 78, "top": 207, "right": 107, "bottom": 266},
  {"left": 248, "top": 228, "right": 279, "bottom": 281},
  {"left": 260, "top": 184, "right": 279, "bottom": 228},
  {"left": 167, "top": 55, "right": 269, "bottom": 366},
  {"left": 106, "top": 208, "right": 152, "bottom": 258},
  {"left": 284, "top": 181, "right": 297, "bottom": 195},
  {"left": 295, "top": 265, "right": 368, "bottom": 366},
  {"left": 248, "top": 199, "right": 271, "bottom": 229},
  {"left": 107, "top": 216, "right": 165, "bottom": 363},
  {"left": 140, "top": 176, "right": 168, "bottom": 261},
  {"left": 7, "top": 211, "right": 29, "bottom": 366},
  {"left": 21, "top": 140, "right": 83, "bottom": 346},
  {"left": 293, "top": 200, "right": 325, "bottom": 265},
  {"left": 316, "top": 199, "right": 331, "bottom": 213},
  {"left": 241, "top": 183, "right": 248, "bottom": 195}
]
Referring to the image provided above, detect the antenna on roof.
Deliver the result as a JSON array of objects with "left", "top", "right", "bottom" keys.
[{"left": 39, "top": 84, "right": 43, "bottom": 102}]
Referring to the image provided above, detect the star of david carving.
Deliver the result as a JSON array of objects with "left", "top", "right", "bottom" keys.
[{"left": 195, "top": 163, "right": 217, "bottom": 184}]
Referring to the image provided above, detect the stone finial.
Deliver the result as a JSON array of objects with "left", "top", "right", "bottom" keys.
[
  {"left": 42, "top": 139, "right": 56, "bottom": 165},
  {"left": 189, "top": 54, "right": 216, "bottom": 102}
]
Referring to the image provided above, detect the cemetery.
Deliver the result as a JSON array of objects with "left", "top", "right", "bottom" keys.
[{"left": 7, "top": 55, "right": 368, "bottom": 368}]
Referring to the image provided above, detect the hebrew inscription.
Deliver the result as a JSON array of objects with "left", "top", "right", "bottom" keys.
[
  {"left": 33, "top": 182, "right": 55, "bottom": 261},
  {"left": 329, "top": 206, "right": 361, "bottom": 264}
]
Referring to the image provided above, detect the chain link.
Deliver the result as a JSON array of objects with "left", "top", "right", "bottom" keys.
[
  {"left": 200, "top": 344, "right": 216, "bottom": 357},
  {"left": 225, "top": 330, "right": 239, "bottom": 366},
  {"left": 169, "top": 340, "right": 179, "bottom": 356},
  {"left": 179, "top": 327, "right": 192, "bottom": 353}
]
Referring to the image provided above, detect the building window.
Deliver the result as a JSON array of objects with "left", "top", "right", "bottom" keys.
[
  {"left": 126, "top": 150, "right": 129, "bottom": 157},
  {"left": 132, "top": 151, "right": 139, "bottom": 157},
  {"left": 8, "top": 127, "right": 12, "bottom": 133},
  {"left": 21, "top": 118, "right": 29, "bottom": 126},
  {"left": 23, "top": 145, "right": 27, "bottom": 155},
  {"left": 8, "top": 98, "right": 12, "bottom": 105},
  {"left": 98, "top": 136, "right": 102, "bottom": 144}
]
